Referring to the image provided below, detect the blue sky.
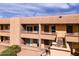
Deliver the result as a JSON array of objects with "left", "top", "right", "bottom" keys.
[{"left": 0, "top": 3, "right": 79, "bottom": 18}]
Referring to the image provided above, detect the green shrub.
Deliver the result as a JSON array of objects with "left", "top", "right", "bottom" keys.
[
  {"left": 0, "top": 45, "right": 21, "bottom": 56},
  {"left": 8, "top": 45, "right": 21, "bottom": 53},
  {"left": 0, "top": 51, "right": 17, "bottom": 56}
]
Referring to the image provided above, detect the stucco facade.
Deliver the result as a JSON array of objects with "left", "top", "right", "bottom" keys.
[{"left": 0, "top": 14, "right": 79, "bottom": 55}]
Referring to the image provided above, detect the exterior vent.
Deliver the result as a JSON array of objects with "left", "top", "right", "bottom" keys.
[{"left": 59, "top": 16, "right": 62, "bottom": 18}]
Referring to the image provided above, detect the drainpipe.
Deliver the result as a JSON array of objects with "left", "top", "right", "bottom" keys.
[
  {"left": 74, "top": 24, "right": 79, "bottom": 54},
  {"left": 78, "top": 24, "right": 79, "bottom": 43},
  {"left": 77, "top": 24, "right": 79, "bottom": 52}
]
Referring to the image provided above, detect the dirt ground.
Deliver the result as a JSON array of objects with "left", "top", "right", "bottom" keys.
[{"left": 0, "top": 45, "right": 7, "bottom": 53}]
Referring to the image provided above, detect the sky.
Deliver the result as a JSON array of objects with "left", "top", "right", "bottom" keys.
[{"left": 0, "top": 3, "right": 79, "bottom": 18}]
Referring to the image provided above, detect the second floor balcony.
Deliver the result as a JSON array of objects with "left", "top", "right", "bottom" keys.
[
  {"left": 65, "top": 33, "right": 79, "bottom": 42},
  {"left": 0, "top": 24, "right": 10, "bottom": 36},
  {"left": 21, "top": 24, "right": 57, "bottom": 40},
  {"left": 21, "top": 24, "right": 39, "bottom": 34},
  {"left": 0, "top": 24, "right": 10, "bottom": 31}
]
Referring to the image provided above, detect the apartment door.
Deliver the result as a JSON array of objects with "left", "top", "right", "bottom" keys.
[
  {"left": 44, "top": 40, "right": 52, "bottom": 48},
  {"left": 44, "top": 40, "right": 49, "bottom": 45}
]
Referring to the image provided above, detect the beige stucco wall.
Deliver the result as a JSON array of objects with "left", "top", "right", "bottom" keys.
[
  {"left": 0, "top": 32, "right": 10, "bottom": 36},
  {"left": 56, "top": 24, "right": 66, "bottom": 37},
  {"left": 0, "top": 15, "right": 79, "bottom": 50},
  {"left": 72, "top": 43, "right": 79, "bottom": 49},
  {"left": 10, "top": 18, "right": 21, "bottom": 45},
  {"left": 73, "top": 24, "right": 78, "bottom": 33},
  {"left": 40, "top": 34, "right": 56, "bottom": 40},
  {"left": 66, "top": 36, "right": 79, "bottom": 42},
  {"left": 21, "top": 33, "right": 39, "bottom": 39},
  {"left": 51, "top": 49, "right": 71, "bottom": 56}
]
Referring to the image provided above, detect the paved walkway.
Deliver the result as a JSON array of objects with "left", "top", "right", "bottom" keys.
[
  {"left": 17, "top": 43, "right": 72, "bottom": 56},
  {"left": 17, "top": 48, "right": 42, "bottom": 56},
  {"left": 17, "top": 47, "right": 71, "bottom": 56},
  {"left": 50, "top": 49, "right": 71, "bottom": 56}
]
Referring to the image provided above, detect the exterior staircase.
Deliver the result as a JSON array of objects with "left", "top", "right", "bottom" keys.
[{"left": 56, "top": 37, "right": 64, "bottom": 47}]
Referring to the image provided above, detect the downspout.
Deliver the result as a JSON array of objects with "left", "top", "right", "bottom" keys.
[
  {"left": 78, "top": 24, "right": 79, "bottom": 53},
  {"left": 75, "top": 24, "right": 79, "bottom": 54},
  {"left": 78, "top": 24, "right": 79, "bottom": 43},
  {"left": 77, "top": 12, "right": 79, "bottom": 50}
]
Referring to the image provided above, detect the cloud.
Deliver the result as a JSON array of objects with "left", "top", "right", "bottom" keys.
[
  {"left": 0, "top": 3, "right": 79, "bottom": 18},
  {"left": 0, "top": 16, "right": 3, "bottom": 18},
  {"left": 68, "top": 3, "right": 78, "bottom": 6},
  {"left": 37, "top": 3, "right": 70, "bottom": 9}
]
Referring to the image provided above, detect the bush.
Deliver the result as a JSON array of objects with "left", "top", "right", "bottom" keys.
[
  {"left": 8, "top": 45, "right": 21, "bottom": 53},
  {"left": 0, "top": 45, "right": 21, "bottom": 56},
  {"left": 0, "top": 50, "right": 17, "bottom": 56}
]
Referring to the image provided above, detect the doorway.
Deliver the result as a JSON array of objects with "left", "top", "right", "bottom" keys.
[
  {"left": 44, "top": 40, "right": 49, "bottom": 45},
  {"left": 44, "top": 40, "right": 52, "bottom": 48}
]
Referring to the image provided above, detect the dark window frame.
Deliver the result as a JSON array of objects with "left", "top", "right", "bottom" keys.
[
  {"left": 66, "top": 24, "right": 73, "bottom": 33},
  {"left": 0, "top": 24, "right": 10, "bottom": 30},
  {"left": 44, "top": 24, "right": 49, "bottom": 32},
  {"left": 34, "top": 25, "right": 39, "bottom": 31},
  {"left": 26, "top": 25, "right": 33, "bottom": 31},
  {"left": 51, "top": 25, "right": 56, "bottom": 33}
]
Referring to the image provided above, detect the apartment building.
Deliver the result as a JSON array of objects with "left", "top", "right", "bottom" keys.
[{"left": 0, "top": 14, "right": 79, "bottom": 55}]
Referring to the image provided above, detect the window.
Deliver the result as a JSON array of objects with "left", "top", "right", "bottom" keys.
[
  {"left": 0, "top": 36, "right": 9, "bottom": 42},
  {"left": 66, "top": 24, "right": 73, "bottom": 33},
  {"left": 0, "top": 25, "right": 3, "bottom": 30},
  {"left": 44, "top": 25, "right": 49, "bottom": 32},
  {"left": 0, "top": 24, "right": 10, "bottom": 30},
  {"left": 33, "top": 39, "right": 39, "bottom": 47},
  {"left": 22, "top": 25, "right": 26, "bottom": 30},
  {"left": 33, "top": 39, "right": 38, "bottom": 43},
  {"left": 27, "top": 26, "right": 33, "bottom": 31},
  {"left": 34, "top": 26, "right": 39, "bottom": 31},
  {"left": 26, "top": 39, "right": 30, "bottom": 44},
  {"left": 51, "top": 25, "right": 56, "bottom": 32},
  {"left": 1, "top": 36, "right": 3, "bottom": 42},
  {"left": 23, "top": 38, "right": 31, "bottom": 45},
  {"left": 5, "top": 25, "right": 10, "bottom": 30},
  {"left": 5, "top": 36, "right": 9, "bottom": 40}
]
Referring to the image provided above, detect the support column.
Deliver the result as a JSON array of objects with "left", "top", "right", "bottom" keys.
[
  {"left": 0, "top": 36, "right": 1, "bottom": 42},
  {"left": 39, "top": 24, "right": 41, "bottom": 47},
  {"left": 0, "top": 25, "right": 1, "bottom": 30},
  {"left": 78, "top": 24, "right": 79, "bottom": 42},
  {"left": 10, "top": 18, "right": 21, "bottom": 45}
]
